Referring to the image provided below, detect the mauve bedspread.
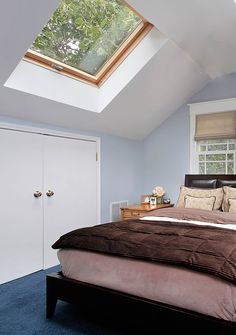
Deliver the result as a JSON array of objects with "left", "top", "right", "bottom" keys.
[
  {"left": 58, "top": 249, "right": 236, "bottom": 322},
  {"left": 52, "top": 211, "right": 236, "bottom": 283},
  {"left": 143, "top": 207, "right": 236, "bottom": 224}
]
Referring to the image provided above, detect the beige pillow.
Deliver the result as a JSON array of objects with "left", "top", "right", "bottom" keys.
[
  {"left": 227, "top": 198, "right": 236, "bottom": 213},
  {"left": 184, "top": 195, "right": 216, "bottom": 211},
  {"left": 222, "top": 186, "right": 236, "bottom": 212},
  {"left": 176, "top": 186, "right": 223, "bottom": 210}
]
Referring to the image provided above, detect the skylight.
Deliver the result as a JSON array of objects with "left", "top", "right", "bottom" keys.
[{"left": 24, "top": 0, "right": 152, "bottom": 86}]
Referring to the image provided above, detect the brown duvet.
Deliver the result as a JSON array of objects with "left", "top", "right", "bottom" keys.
[{"left": 52, "top": 209, "right": 236, "bottom": 283}]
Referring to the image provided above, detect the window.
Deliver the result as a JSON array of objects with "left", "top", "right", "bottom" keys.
[
  {"left": 24, "top": 0, "right": 152, "bottom": 86},
  {"left": 191, "top": 110, "right": 236, "bottom": 175},
  {"left": 196, "top": 139, "right": 235, "bottom": 174}
]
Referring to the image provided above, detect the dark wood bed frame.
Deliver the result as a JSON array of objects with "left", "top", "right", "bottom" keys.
[{"left": 46, "top": 174, "right": 236, "bottom": 332}]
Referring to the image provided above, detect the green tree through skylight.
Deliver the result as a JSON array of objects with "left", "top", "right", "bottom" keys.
[{"left": 31, "top": 0, "right": 141, "bottom": 75}]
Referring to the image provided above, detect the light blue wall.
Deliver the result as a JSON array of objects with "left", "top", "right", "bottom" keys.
[
  {"left": 2, "top": 73, "right": 236, "bottom": 220},
  {"left": 100, "top": 134, "right": 142, "bottom": 222},
  {"left": 0, "top": 116, "right": 142, "bottom": 223},
  {"left": 142, "top": 105, "right": 189, "bottom": 202},
  {"left": 142, "top": 73, "right": 236, "bottom": 203}
]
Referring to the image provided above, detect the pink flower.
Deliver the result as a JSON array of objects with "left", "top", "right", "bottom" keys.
[{"left": 152, "top": 186, "right": 165, "bottom": 197}]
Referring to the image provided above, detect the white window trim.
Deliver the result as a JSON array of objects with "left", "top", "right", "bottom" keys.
[{"left": 188, "top": 97, "right": 236, "bottom": 174}]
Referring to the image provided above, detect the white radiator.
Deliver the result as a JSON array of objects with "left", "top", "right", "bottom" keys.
[{"left": 110, "top": 200, "right": 128, "bottom": 222}]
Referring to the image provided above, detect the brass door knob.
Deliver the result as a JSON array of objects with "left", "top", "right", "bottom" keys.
[
  {"left": 46, "top": 190, "right": 54, "bottom": 197},
  {"left": 34, "top": 191, "right": 42, "bottom": 198}
]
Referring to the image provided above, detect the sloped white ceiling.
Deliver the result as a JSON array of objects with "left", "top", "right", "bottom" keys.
[
  {"left": 0, "top": 1, "right": 59, "bottom": 87},
  {"left": 1, "top": 0, "right": 234, "bottom": 139},
  {"left": 130, "top": 0, "right": 236, "bottom": 79}
]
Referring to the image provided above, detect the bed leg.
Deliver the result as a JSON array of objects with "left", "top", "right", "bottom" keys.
[
  {"left": 46, "top": 295, "right": 57, "bottom": 319},
  {"left": 46, "top": 275, "right": 57, "bottom": 318}
]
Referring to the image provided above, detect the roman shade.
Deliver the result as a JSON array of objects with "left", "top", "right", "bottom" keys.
[{"left": 194, "top": 111, "right": 236, "bottom": 140}]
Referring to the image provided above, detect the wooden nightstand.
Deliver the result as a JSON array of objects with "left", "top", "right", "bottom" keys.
[{"left": 120, "top": 203, "right": 174, "bottom": 221}]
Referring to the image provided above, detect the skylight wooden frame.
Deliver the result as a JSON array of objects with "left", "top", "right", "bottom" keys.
[{"left": 23, "top": 1, "right": 152, "bottom": 87}]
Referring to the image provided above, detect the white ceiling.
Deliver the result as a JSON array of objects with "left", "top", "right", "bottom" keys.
[
  {"left": 0, "top": 0, "right": 235, "bottom": 139},
  {"left": 130, "top": 0, "right": 236, "bottom": 79}
]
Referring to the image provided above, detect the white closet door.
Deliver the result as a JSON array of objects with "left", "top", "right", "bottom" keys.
[
  {"left": 0, "top": 129, "right": 43, "bottom": 284},
  {"left": 43, "top": 136, "right": 97, "bottom": 268}
]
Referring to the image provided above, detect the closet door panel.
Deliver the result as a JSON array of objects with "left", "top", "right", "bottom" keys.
[
  {"left": 0, "top": 130, "right": 43, "bottom": 284},
  {"left": 43, "top": 136, "right": 97, "bottom": 268}
]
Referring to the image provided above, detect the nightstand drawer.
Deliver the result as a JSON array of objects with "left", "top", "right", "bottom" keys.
[
  {"left": 122, "top": 209, "right": 145, "bottom": 220},
  {"left": 122, "top": 211, "right": 138, "bottom": 219},
  {"left": 121, "top": 204, "right": 174, "bottom": 221},
  {"left": 130, "top": 211, "right": 143, "bottom": 218}
]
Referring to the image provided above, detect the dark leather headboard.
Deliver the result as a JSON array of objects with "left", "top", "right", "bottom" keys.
[
  {"left": 190, "top": 179, "right": 217, "bottom": 188},
  {"left": 217, "top": 179, "right": 236, "bottom": 188},
  {"left": 185, "top": 174, "right": 236, "bottom": 188}
]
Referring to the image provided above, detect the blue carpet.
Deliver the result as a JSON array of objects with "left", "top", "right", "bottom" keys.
[
  {"left": 0, "top": 267, "right": 134, "bottom": 335},
  {"left": 0, "top": 267, "right": 228, "bottom": 334}
]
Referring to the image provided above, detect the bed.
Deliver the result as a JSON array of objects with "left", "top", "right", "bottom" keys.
[{"left": 46, "top": 174, "right": 236, "bottom": 331}]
